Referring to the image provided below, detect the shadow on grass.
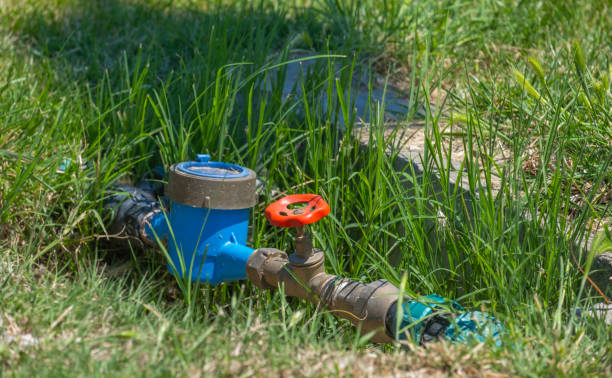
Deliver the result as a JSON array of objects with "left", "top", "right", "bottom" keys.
[
  {"left": 6, "top": 0, "right": 378, "bottom": 166},
  {"left": 7, "top": 0, "right": 363, "bottom": 89}
]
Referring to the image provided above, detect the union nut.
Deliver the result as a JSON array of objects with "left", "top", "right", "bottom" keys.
[{"left": 245, "top": 248, "right": 288, "bottom": 289}]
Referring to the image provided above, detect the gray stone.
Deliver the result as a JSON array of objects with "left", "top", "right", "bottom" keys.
[
  {"left": 266, "top": 55, "right": 420, "bottom": 129},
  {"left": 582, "top": 302, "right": 612, "bottom": 325}
]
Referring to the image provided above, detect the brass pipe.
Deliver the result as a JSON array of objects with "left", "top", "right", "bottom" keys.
[{"left": 246, "top": 247, "right": 400, "bottom": 343}]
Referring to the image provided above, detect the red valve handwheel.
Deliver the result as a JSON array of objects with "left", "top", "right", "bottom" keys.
[{"left": 265, "top": 194, "right": 330, "bottom": 228}]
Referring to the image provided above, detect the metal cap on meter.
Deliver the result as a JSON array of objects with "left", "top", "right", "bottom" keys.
[{"left": 165, "top": 154, "right": 257, "bottom": 209}]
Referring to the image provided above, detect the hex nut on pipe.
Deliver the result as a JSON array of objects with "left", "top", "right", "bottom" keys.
[
  {"left": 319, "top": 278, "right": 398, "bottom": 343},
  {"left": 357, "top": 280, "right": 400, "bottom": 343},
  {"left": 246, "top": 248, "right": 288, "bottom": 289}
]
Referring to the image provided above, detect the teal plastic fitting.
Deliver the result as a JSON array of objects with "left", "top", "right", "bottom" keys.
[{"left": 393, "top": 294, "right": 504, "bottom": 346}]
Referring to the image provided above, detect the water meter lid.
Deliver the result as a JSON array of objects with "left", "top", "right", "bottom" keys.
[
  {"left": 166, "top": 154, "right": 257, "bottom": 209},
  {"left": 177, "top": 154, "right": 249, "bottom": 179}
]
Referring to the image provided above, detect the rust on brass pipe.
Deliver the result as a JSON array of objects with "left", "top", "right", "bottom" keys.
[{"left": 246, "top": 238, "right": 400, "bottom": 343}]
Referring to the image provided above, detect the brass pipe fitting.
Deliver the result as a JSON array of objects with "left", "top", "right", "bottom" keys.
[{"left": 246, "top": 245, "right": 400, "bottom": 343}]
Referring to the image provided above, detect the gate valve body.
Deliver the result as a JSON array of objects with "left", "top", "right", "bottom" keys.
[
  {"left": 247, "top": 194, "right": 401, "bottom": 343},
  {"left": 264, "top": 194, "right": 329, "bottom": 263}
]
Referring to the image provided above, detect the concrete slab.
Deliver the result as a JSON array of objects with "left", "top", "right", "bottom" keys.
[{"left": 265, "top": 55, "right": 421, "bottom": 128}]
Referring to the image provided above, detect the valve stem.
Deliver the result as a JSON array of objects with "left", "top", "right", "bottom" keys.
[
  {"left": 296, "top": 225, "right": 305, "bottom": 238},
  {"left": 294, "top": 226, "right": 316, "bottom": 261}
]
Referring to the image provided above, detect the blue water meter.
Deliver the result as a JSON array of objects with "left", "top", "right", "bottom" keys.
[{"left": 146, "top": 154, "right": 257, "bottom": 285}]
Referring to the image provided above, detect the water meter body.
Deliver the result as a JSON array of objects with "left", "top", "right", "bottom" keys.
[{"left": 146, "top": 154, "right": 257, "bottom": 285}]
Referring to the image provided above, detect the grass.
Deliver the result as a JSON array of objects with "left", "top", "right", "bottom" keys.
[{"left": 1, "top": 0, "right": 611, "bottom": 375}]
